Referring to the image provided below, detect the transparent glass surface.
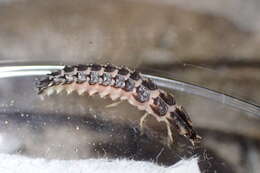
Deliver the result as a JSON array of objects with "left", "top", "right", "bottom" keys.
[{"left": 0, "top": 63, "right": 259, "bottom": 173}]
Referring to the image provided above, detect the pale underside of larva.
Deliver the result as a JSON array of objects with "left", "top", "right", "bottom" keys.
[{"left": 36, "top": 63, "right": 201, "bottom": 146}]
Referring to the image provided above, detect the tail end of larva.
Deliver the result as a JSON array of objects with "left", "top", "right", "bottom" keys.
[{"left": 35, "top": 77, "right": 54, "bottom": 95}]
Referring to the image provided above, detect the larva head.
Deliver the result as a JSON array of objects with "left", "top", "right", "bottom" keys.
[
  {"left": 185, "top": 128, "right": 202, "bottom": 146},
  {"left": 168, "top": 106, "right": 201, "bottom": 146}
]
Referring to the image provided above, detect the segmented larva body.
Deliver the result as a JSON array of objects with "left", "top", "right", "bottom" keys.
[{"left": 37, "top": 63, "right": 201, "bottom": 146}]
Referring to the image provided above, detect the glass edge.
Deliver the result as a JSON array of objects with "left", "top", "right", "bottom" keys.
[{"left": 0, "top": 64, "right": 259, "bottom": 118}]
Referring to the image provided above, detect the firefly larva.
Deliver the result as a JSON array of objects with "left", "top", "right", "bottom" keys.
[{"left": 36, "top": 63, "right": 201, "bottom": 146}]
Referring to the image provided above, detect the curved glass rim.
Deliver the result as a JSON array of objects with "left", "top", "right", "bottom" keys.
[{"left": 0, "top": 64, "right": 259, "bottom": 119}]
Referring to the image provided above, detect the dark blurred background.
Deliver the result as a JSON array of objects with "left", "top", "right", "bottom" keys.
[{"left": 0, "top": 0, "right": 260, "bottom": 173}]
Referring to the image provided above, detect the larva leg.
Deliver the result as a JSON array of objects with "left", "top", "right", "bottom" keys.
[
  {"left": 46, "top": 88, "right": 55, "bottom": 96},
  {"left": 66, "top": 87, "right": 74, "bottom": 95},
  {"left": 77, "top": 88, "right": 87, "bottom": 95},
  {"left": 105, "top": 101, "right": 122, "bottom": 108},
  {"left": 140, "top": 112, "right": 150, "bottom": 134},
  {"left": 88, "top": 89, "right": 98, "bottom": 96},
  {"left": 55, "top": 86, "right": 64, "bottom": 94},
  {"left": 165, "top": 120, "right": 174, "bottom": 146},
  {"left": 39, "top": 95, "right": 45, "bottom": 101}
]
